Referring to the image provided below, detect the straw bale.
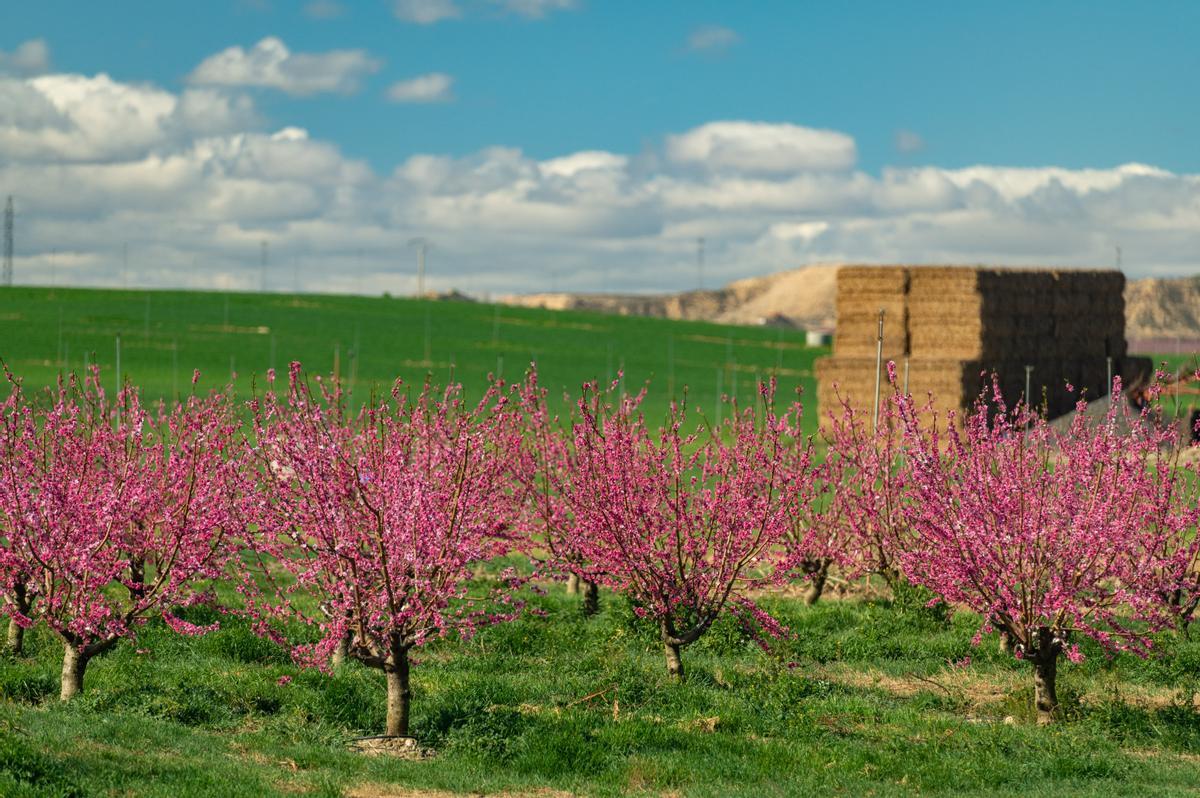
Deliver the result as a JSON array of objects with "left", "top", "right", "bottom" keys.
[
  {"left": 833, "top": 319, "right": 908, "bottom": 358},
  {"left": 835, "top": 296, "right": 907, "bottom": 322},
  {"left": 837, "top": 266, "right": 910, "bottom": 296}
]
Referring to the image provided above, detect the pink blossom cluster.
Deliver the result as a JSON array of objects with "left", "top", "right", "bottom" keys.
[
  {"left": 515, "top": 373, "right": 819, "bottom": 678},
  {"left": 891, "top": 375, "right": 1200, "bottom": 662},
  {"left": 3, "top": 355, "right": 1200, "bottom": 732},
  {"left": 0, "top": 366, "right": 244, "bottom": 699}
]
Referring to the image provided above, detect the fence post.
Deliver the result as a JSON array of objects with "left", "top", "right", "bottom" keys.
[{"left": 872, "top": 309, "right": 885, "bottom": 434}]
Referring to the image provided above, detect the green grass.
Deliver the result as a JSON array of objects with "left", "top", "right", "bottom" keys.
[
  {"left": 0, "top": 287, "right": 823, "bottom": 433},
  {"left": 3, "top": 585, "right": 1200, "bottom": 797}
]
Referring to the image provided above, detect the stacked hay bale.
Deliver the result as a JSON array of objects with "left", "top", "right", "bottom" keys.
[
  {"left": 815, "top": 267, "right": 907, "bottom": 421},
  {"left": 816, "top": 266, "right": 1148, "bottom": 426}
]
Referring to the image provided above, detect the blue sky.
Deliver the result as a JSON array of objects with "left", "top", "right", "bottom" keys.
[
  {"left": 12, "top": 0, "right": 1198, "bottom": 173},
  {"left": 0, "top": 1, "right": 1198, "bottom": 293}
]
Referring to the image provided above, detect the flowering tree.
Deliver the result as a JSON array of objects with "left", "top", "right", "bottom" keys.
[
  {"left": 0, "top": 369, "right": 241, "bottom": 699},
  {"left": 548, "top": 378, "right": 811, "bottom": 680},
  {"left": 245, "top": 364, "right": 525, "bottom": 738},
  {"left": 896, "top": 375, "right": 1188, "bottom": 724},
  {"left": 512, "top": 370, "right": 602, "bottom": 614},
  {"left": 783, "top": 385, "right": 915, "bottom": 607}
]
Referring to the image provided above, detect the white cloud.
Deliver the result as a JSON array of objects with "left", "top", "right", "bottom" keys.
[
  {"left": 393, "top": 0, "right": 575, "bottom": 23},
  {"left": 0, "top": 39, "right": 50, "bottom": 76},
  {"left": 188, "top": 37, "right": 381, "bottom": 96},
  {"left": 666, "top": 121, "right": 858, "bottom": 174},
  {"left": 393, "top": 0, "right": 461, "bottom": 23},
  {"left": 3, "top": 64, "right": 1200, "bottom": 297},
  {"left": 386, "top": 73, "right": 454, "bottom": 103},
  {"left": 494, "top": 0, "right": 577, "bottom": 19},
  {"left": 894, "top": 129, "right": 924, "bottom": 154},
  {"left": 303, "top": 0, "right": 345, "bottom": 18},
  {"left": 687, "top": 25, "right": 741, "bottom": 54}
]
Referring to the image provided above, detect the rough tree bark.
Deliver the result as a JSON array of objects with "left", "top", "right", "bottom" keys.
[
  {"left": 59, "top": 638, "right": 116, "bottom": 701},
  {"left": 61, "top": 643, "right": 87, "bottom": 701},
  {"left": 128, "top": 557, "right": 146, "bottom": 603},
  {"left": 1032, "top": 627, "right": 1062, "bottom": 725},
  {"left": 663, "top": 641, "right": 684, "bottom": 681},
  {"left": 5, "top": 583, "right": 30, "bottom": 656},
  {"left": 384, "top": 643, "right": 412, "bottom": 737},
  {"left": 580, "top": 580, "right": 599, "bottom": 616},
  {"left": 332, "top": 631, "right": 351, "bottom": 667},
  {"left": 801, "top": 559, "right": 830, "bottom": 606}
]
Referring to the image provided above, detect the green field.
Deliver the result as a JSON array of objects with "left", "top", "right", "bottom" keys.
[
  {"left": 4, "top": 287, "right": 1200, "bottom": 796},
  {"left": 3, "top": 584, "right": 1200, "bottom": 797},
  {"left": 0, "top": 287, "right": 823, "bottom": 432}
]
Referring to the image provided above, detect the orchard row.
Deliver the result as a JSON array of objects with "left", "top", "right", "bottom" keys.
[{"left": 1, "top": 362, "right": 1198, "bottom": 735}]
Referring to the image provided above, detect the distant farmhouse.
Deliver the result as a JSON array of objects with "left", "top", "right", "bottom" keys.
[{"left": 816, "top": 266, "right": 1151, "bottom": 424}]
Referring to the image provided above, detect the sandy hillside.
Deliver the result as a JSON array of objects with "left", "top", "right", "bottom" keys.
[{"left": 501, "top": 265, "right": 1200, "bottom": 341}]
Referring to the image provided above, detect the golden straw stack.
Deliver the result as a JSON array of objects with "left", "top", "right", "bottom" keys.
[{"left": 815, "top": 265, "right": 1150, "bottom": 427}]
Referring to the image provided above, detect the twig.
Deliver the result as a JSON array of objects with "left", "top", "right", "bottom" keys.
[{"left": 564, "top": 683, "right": 617, "bottom": 709}]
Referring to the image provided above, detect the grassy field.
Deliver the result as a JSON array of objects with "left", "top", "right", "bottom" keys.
[
  {"left": 0, "top": 287, "right": 823, "bottom": 433},
  {"left": 3, "top": 582, "right": 1200, "bottom": 797}
]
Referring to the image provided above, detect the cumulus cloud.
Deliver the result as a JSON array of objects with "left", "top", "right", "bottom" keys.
[
  {"left": 687, "top": 25, "right": 741, "bottom": 54},
  {"left": 494, "top": 0, "right": 577, "bottom": 18},
  {"left": 894, "top": 129, "right": 924, "bottom": 154},
  {"left": 386, "top": 73, "right": 454, "bottom": 103},
  {"left": 393, "top": 0, "right": 575, "bottom": 23},
  {"left": 303, "top": 0, "right": 345, "bottom": 18},
  {"left": 393, "top": 0, "right": 461, "bottom": 23},
  {"left": 0, "top": 39, "right": 50, "bottom": 76},
  {"left": 3, "top": 65, "right": 1200, "bottom": 296},
  {"left": 188, "top": 37, "right": 381, "bottom": 96},
  {"left": 667, "top": 121, "right": 858, "bottom": 174}
]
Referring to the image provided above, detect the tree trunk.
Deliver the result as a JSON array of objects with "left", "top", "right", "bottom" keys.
[
  {"left": 1032, "top": 628, "right": 1060, "bottom": 725},
  {"left": 332, "top": 631, "right": 351, "bottom": 667},
  {"left": 5, "top": 583, "right": 29, "bottom": 656},
  {"left": 384, "top": 646, "right": 412, "bottom": 737},
  {"left": 663, "top": 641, "right": 684, "bottom": 681},
  {"left": 802, "top": 560, "right": 830, "bottom": 606},
  {"left": 580, "top": 579, "right": 599, "bottom": 616},
  {"left": 128, "top": 558, "right": 146, "bottom": 603},
  {"left": 565, "top": 573, "right": 580, "bottom": 594},
  {"left": 60, "top": 642, "right": 89, "bottom": 701},
  {"left": 998, "top": 629, "right": 1012, "bottom": 656}
]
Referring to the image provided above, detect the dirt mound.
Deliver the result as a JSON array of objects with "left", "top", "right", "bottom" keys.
[
  {"left": 1125, "top": 277, "right": 1200, "bottom": 340},
  {"left": 498, "top": 264, "right": 839, "bottom": 330},
  {"left": 501, "top": 266, "right": 1200, "bottom": 344}
]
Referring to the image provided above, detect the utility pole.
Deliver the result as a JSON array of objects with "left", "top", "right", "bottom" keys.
[
  {"left": 409, "top": 238, "right": 429, "bottom": 298},
  {"left": 3, "top": 196, "right": 13, "bottom": 287},
  {"left": 260, "top": 240, "right": 268, "bottom": 292}
]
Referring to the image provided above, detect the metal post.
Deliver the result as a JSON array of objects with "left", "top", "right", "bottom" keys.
[
  {"left": 1025, "top": 365, "right": 1033, "bottom": 407},
  {"left": 715, "top": 368, "right": 723, "bottom": 426},
  {"left": 667, "top": 333, "right": 675, "bottom": 399},
  {"left": 115, "top": 333, "right": 122, "bottom": 427},
  {"left": 1106, "top": 356, "right": 1113, "bottom": 395},
  {"left": 903, "top": 356, "right": 910, "bottom": 396},
  {"left": 872, "top": 309, "right": 885, "bottom": 434}
]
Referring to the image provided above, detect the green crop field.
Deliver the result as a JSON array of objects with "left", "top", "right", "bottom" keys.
[{"left": 0, "top": 287, "right": 824, "bottom": 433}]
